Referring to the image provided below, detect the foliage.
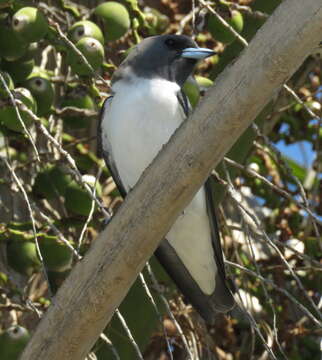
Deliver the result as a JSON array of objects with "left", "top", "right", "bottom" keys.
[{"left": 0, "top": 0, "right": 321, "bottom": 359}]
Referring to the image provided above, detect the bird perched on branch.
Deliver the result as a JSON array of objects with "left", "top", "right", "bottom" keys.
[{"left": 99, "top": 34, "right": 235, "bottom": 323}]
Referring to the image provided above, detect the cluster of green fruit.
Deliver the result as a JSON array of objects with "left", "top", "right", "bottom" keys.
[
  {"left": 0, "top": 67, "right": 54, "bottom": 131},
  {"left": 0, "top": 2, "right": 132, "bottom": 132},
  {"left": 33, "top": 163, "right": 102, "bottom": 214},
  {"left": 67, "top": 1, "right": 130, "bottom": 75},
  {"left": 0, "top": 176, "right": 104, "bottom": 301},
  {"left": 0, "top": 170, "right": 102, "bottom": 297},
  {"left": 0, "top": 4, "right": 118, "bottom": 286},
  {"left": 3, "top": 228, "right": 73, "bottom": 276},
  {"left": 206, "top": 4, "right": 244, "bottom": 45},
  {"left": 0, "top": 6, "right": 51, "bottom": 131}
]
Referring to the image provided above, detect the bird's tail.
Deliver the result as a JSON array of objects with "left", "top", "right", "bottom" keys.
[{"left": 155, "top": 240, "right": 235, "bottom": 325}]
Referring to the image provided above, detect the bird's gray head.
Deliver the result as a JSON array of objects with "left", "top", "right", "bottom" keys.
[{"left": 112, "top": 35, "right": 215, "bottom": 87}]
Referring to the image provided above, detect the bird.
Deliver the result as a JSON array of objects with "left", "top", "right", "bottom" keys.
[{"left": 98, "top": 34, "right": 235, "bottom": 323}]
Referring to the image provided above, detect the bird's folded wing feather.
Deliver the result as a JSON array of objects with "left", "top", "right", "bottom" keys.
[{"left": 98, "top": 96, "right": 127, "bottom": 198}]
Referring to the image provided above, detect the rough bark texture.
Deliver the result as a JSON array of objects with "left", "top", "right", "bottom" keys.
[{"left": 21, "top": 0, "right": 322, "bottom": 359}]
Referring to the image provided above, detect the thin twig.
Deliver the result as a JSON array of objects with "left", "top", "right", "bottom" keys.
[
  {"left": 1, "top": 157, "right": 52, "bottom": 297},
  {"left": 55, "top": 106, "right": 98, "bottom": 117},
  {"left": 115, "top": 309, "right": 144, "bottom": 360},
  {"left": 145, "top": 262, "right": 194, "bottom": 360},
  {"left": 198, "top": 0, "right": 248, "bottom": 46},
  {"left": 28, "top": 199, "right": 81, "bottom": 260},
  {"left": 224, "top": 157, "right": 322, "bottom": 226},
  {"left": 99, "top": 333, "right": 121, "bottom": 360},
  {"left": 0, "top": 73, "right": 40, "bottom": 161},
  {"left": 252, "top": 127, "right": 321, "bottom": 240},
  {"left": 243, "top": 219, "right": 288, "bottom": 360},
  {"left": 234, "top": 283, "right": 278, "bottom": 360},
  {"left": 229, "top": 224, "right": 321, "bottom": 267},
  {"left": 227, "top": 185, "right": 322, "bottom": 321},
  {"left": 78, "top": 168, "right": 103, "bottom": 251},
  {"left": 230, "top": 3, "right": 269, "bottom": 20},
  {"left": 177, "top": 6, "right": 200, "bottom": 34},
  {"left": 226, "top": 260, "right": 322, "bottom": 327},
  {"left": 15, "top": 100, "right": 111, "bottom": 222},
  {"left": 138, "top": 273, "right": 174, "bottom": 360}
]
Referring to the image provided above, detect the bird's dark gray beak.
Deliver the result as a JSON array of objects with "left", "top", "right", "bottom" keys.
[{"left": 181, "top": 47, "right": 216, "bottom": 60}]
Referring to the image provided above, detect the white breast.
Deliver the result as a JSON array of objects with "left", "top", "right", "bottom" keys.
[
  {"left": 101, "top": 76, "right": 216, "bottom": 295},
  {"left": 106, "top": 77, "right": 184, "bottom": 187}
]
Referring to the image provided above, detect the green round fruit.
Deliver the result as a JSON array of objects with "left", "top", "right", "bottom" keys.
[
  {"left": 144, "top": 10, "right": 158, "bottom": 34},
  {"left": 39, "top": 235, "right": 73, "bottom": 272},
  {"left": 1, "top": 58, "right": 35, "bottom": 83},
  {"left": 195, "top": 75, "right": 213, "bottom": 90},
  {"left": 68, "top": 37, "right": 105, "bottom": 76},
  {"left": 33, "top": 165, "right": 72, "bottom": 199},
  {"left": 0, "top": 72, "right": 14, "bottom": 97},
  {"left": 6, "top": 238, "right": 40, "bottom": 275},
  {"left": 183, "top": 77, "right": 200, "bottom": 108},
  {"left": 207, "top": 10, "right": 244, "bottom": 44},
  {"left": 68, "top": 20, "right": 104, "bottom": 45},
  {"left": 94, "top": 2, "right": 130, "bottom": 41},
  {"left": 24, "top": 69, "right": 54, "bottom": 116},
  {"left": 0, "top": 87, "right": 36, "bottom": 132},
  {"left": 12, "top": 7, "right": 48, "bottom": 43},
  {"left": 0, "top": 326, "right": 30, "bottom": 360},
  {"left": 145, "top": 7, "right": 169, "bottom": 35},
  {"left": 65, "top": 181, "right": 101, "bottom": 217},
  {"left": 61, "top": 85, "right": 96, "bottom": 128},
  {"left": 0, "top": 16, "right": 28, "bottom": 60}
]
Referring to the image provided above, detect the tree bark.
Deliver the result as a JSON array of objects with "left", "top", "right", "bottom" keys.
[{"left": 21, "top": 0, "right": 322, "bottom": 359}]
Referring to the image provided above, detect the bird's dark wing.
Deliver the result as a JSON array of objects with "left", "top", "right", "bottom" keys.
[
  {"left": 98, "top": 96, "right": 127, "bottom": 198},
  {"left": 155, "top": 179, "right": 235, "bottom": 323},
  {"left": 203, "top": 177, "right": 229, "bottom": 282},
  {"left": 176, "top": 89, "right": 190, "bottom": 117},
  {"left": 204, "top": 177, "right": 236, "bottom": 307}
]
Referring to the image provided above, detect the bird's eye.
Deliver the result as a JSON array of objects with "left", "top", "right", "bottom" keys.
[{"left": 165, "top": 38, "right": 176, "bottom": 47}]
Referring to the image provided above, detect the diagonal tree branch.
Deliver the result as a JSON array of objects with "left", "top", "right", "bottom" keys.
[{"left": 21, "top": 0, "right": 322, "bottom": 359}]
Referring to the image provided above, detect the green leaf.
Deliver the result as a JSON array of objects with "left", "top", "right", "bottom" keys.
[{"left": 282, "top": 156, "right": 307, "bottom": 183}]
